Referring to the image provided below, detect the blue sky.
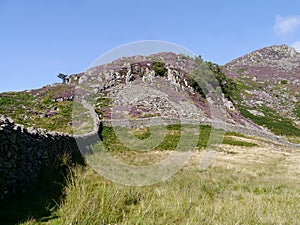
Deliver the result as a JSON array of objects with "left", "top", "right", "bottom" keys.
[{"left": 1, "top": 0, "right": 300, "bottom": 92}]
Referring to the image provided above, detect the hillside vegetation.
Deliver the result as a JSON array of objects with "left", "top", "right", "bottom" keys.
[
  {"left": 1, "top": 49, "right": 299, "bottom": 143},
  {"left": 224, "top": 44, "right": 300, "bottom": 143},
  {"left": 0, "top": 84, "right": 74, "bottom": 133}
]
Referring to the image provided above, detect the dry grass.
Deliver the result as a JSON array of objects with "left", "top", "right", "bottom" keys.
[{"left": 19, "top": 133, "right": 300, "bottom": 225}]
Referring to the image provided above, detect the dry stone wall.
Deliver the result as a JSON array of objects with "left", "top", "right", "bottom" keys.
[
  {"left": 0, "top": 98, "right": 102, "bottom": 200},
  {"left": 0, "top": 116, "right": 82, "bottom": 200}
]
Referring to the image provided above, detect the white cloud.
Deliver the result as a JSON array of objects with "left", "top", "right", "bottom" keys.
[
  {"left": 292, "top": 41, "right": 300, "bottom": 52},
  {"left": 274, "top": 15, "right": 300, "bottom": 36}
]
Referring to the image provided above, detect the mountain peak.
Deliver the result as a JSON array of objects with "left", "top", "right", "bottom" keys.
[
  {"left": 225, "top": 44, "right": 300, "bottom": 74},
  {"left": 259, "top": 44, "right": 298, "bottom": 58}
]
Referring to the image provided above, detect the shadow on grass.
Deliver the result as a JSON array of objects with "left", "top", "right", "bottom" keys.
[{"left": 0, "top": 153, "right": 85, "bottom": 225}]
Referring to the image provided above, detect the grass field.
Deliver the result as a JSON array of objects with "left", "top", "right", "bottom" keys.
[{"left": 1, "top": 126, "right": 300, "bottom": 224}]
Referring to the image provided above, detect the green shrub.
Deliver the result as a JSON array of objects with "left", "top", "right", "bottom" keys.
[
  {"left": 152, "top": 61, "right": 167, "bottom": 76},
  {"left": 240, "top": 107, "right": 300, "bottom": 136},
  {"left": 280, "top": 80, "right": 288, "bottom": 85},
  {"left": 187, "top": 76, "right": 206, "bottom": 97},
  {"left": 294, "top": 106, "right": 300, "bottom": 120},
  {"left": 223, "top": 137, "right": 257, "bottom": 147},
  {"left": 206, "top": 61, "right": 238, "bottom": 101}
]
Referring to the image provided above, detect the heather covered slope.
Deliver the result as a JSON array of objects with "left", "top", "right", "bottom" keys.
[
  {"left": 1, "top": 48, "right": 300, "bottom": 143},
  {"left": 223, "top": 45, "right": 300, "bottom": 142},
  {"left": 0, "top": 52, "right": 257, "bottom": 133},
  {"left": 0, "top": 84, "right": 75, "bottom": 133}
]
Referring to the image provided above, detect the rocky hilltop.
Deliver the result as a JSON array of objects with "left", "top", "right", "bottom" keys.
[
  {"left": 70, "top": 52, "right": 228, "bottom": 122},
  {"left": 0, "top": 46, "right": 300, "bottom": 143},
  {"left": 223, "top": 44, "right": 300, "bottom": 141},
  {"left": 0, "top": 52, "right": 258, "bottom": 131},
  {"left": 225, "top": 44, "right": 300, "bottom": 78}
]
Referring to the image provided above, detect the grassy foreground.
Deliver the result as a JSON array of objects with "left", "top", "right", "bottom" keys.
[
  {"left": 22, "top": 158, "right": 300, "bottom": 224},
  {"left": 2, "top": 126, "right": 300, "bottom": 224}
]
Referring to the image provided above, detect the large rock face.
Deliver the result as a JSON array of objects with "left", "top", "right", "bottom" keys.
[{"left": 69, "top": 52, "right": 259, "bottom": 129}]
